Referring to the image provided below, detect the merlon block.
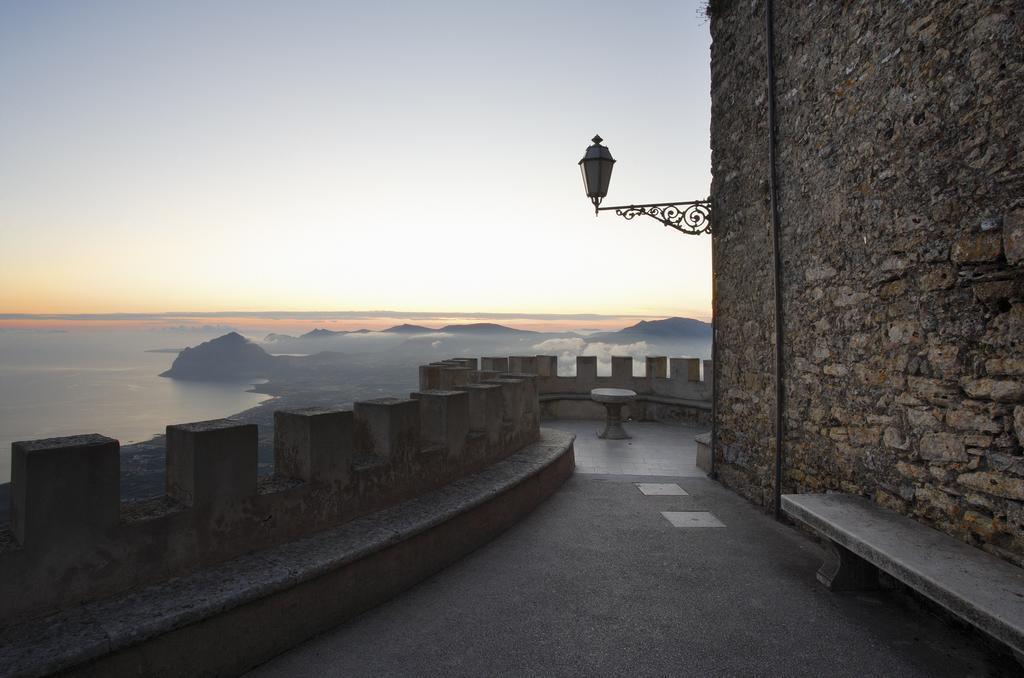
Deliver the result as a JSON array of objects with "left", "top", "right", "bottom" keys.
[
  {"left": 611, "top": 356, "right": 633, "bottom": 380},
  {"left": 11, "top": 434, "right": 120, "bottom": 547},
  {"left": 274, "top": 408, "right": 353, "bottom": 483},
  {"left": 535, "top": 355, "right": 558, "bottom": 377},
  {"left": 481, "top": 357, "right": 510, "bottom": 372},
  {"left": 419, "top": 364, "right": 442, "bottom": 390},
  {"left": 439, "top": 366, "right": 473, "bottom": 389},
  {"left": 166, "top": 419, "right": 257, "bottom": 507},
  {"left": 482, "top": 378, "right": 525, "bottom": 422},
  {"left": 509, "top": 356, "right": 538, "bottom": 374},
  {"left": 411, "top": 390, "right": 469, "bottom": 458},
  {"left": 576, "top": 356, "right": 597, "bottom": 380},
  {"left": 646, "top": 356, "right": 668, "bottom": 379},
  {"left": 454, "top": 383, "right": 503, "bottom": 441},
  {"left": 671, "top": 357, "right": 701, "bottom": 382},
  {"left": 353, "top": 398, "right": 420, "bottom": 461}
]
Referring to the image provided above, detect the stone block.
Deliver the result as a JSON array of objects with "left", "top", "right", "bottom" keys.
[
  {"left": 455, "top": 383, "right": 503, "bottom": 442},
  {"left": 274, "top": 408, "right": 353, "bottom": 483},
  {"left": 946, "top": 408, "right": 1001, "bottom": 434},
  {"left": 500, "top": 372, "right": 538, "bottom": 412},
  {"left": 951, "top": 230, "right": 1002, "bottom": 264},
  {"left": 957, "top": 472, "right": 1024, "bottom": 501},
  {"left": 535, "top": 355, "right": 558, "bottom": 377},
  {"left": 1005, "top": 209, "right": 1024, "bottom": 265},
  {"left": 918, "top": 264, "right": 956, "bottom": 291},
  {"left": 961, "top": 378, "right": 1024, "bottom": 403},
  {"left": 1014, "top": 406, "right": 1024, "bottom": 444},
  {"left": 481, "top": 357, "right": 509, "bottom": 372},
  {"left": 671, "top": 358, "right": 701, "bottom": 382},
  {"left": 419, "top": 364, "right": 443, "bottom": 390},
  {"left": 451, "top": 358, "right": 479, "bottom": 370},
  {"left": 918, "top": 432, "right": 966, "bottom": 462},
  {"left": 646, "top": 356, "right": 668, "bottom": 379},
  {"left": 482, "top": 378, "right": 525, "bottom": 425},
  {"left": 508, "top": 356, "right": 538, "bottom": 374},
  {"left": 576, "top": 356, "right": 597, "bottom": 380},
  {"left": 611, "top": 356, "right": 633, "bottom": 380},
  {"left": 353, "top": 398, "right": 420, "bottom": 461},
  {"left": 439, "top": 366, "right": 473, "bottom": 390},
  {"left": 906, "top": 408, "right": 942, "bottom": 430},
  {"left": 166, "top": 420, "right": 257, "bottom": 507},
  {"left": 11, "top": 434, "right": 120, "bottom": 546},
  {"left": 411, "top": 390, "right": 469, "bottom": 459},
  {"left": 985, "top": 358, "right": 1024, "bottom": 376},
  {"left": 973, "top": 280, "right": 1021, "bottom": 303}
]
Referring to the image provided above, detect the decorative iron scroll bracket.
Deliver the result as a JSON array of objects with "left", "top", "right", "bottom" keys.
[{"left": 597, "top": 199, "right": 712, "bottom": 235}]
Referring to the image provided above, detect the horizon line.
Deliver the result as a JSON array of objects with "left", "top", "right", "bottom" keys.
[{"left": 0, "top": 310, "right": 708, "bottom": 322}]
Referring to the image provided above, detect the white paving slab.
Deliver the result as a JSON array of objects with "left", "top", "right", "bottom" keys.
[
  {"left": 661, "top": 511, "right": 725, "bottom": 528},
  {"left": 636, "top": 483, "right": 688, "bottom": 496}
]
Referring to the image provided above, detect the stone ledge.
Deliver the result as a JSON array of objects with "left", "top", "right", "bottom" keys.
[
  {"left": 695, "top": 432, "right": 712, "bottom": 473},
  {"left": 782, "top": 493, "right": 1024, "bottom": 658},
  {"left": 0, "top": 429, "right": 576, "bottom": 678}
]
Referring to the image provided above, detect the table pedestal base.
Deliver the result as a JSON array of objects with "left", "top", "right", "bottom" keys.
[{"left": 598, "top": 403, "right": 631, "bottom": 440}]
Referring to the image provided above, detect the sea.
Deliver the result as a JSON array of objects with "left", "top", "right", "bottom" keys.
[{"left": 0, "top": 329, "right": 269, "bottom": 483}]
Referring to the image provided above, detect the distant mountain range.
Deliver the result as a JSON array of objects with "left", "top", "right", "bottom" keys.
[
  {"left": 263, "top": 317, "right": 709, "bottom": 343},
  {"left": 585, "top": 317, "right": 711, "bottom": 343},
  {"left": 163, "top": 317, "right": 711, "bottom": 381},
  {"left": 265, "top": 322, "right": 538, "bottom": 343}
]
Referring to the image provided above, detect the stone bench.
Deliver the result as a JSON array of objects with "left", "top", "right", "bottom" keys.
[{"left": 782, "top": 493, "right": 1024, "bottom": 661}]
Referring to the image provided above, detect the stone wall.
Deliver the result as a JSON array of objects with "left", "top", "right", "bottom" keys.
[
  {"left": 419, "top": 354, "right": 713, "bottom": 426},
  {"left": 710, "top": 1, "right": 1024, "bottom": 564},
  {"left": 0, "top": 361, "right": 540, "bottom": 623}
]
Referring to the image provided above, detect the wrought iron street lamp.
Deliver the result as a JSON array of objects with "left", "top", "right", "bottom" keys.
[
  {"left": 579, "top": 135, "right": 616, "bottom": 212},
  {"left": 578, "top": 135, "right": 712, "bottom": 235}
]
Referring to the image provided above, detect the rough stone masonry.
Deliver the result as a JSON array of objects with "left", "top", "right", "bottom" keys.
[{"left": 709, "top": 1, "right": 1024, "bottom": 564}]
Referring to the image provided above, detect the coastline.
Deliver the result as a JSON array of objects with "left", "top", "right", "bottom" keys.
[{"left": 0, "top": 364, "right": 421, "bottom": 527}]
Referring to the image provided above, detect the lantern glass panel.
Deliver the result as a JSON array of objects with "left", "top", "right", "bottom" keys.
[
  {"left": 582, "top": 159, "right": 603, "bottom": 198},
  {"left": 597, "top": 159, "right": 613, "bottom": 197}
]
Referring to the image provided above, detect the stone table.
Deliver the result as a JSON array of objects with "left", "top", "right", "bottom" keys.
[{"left": 590, "top": 388, "right": 637, "bottom": 440}]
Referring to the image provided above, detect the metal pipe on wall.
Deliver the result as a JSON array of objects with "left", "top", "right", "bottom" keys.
[
  {"left": 710, "top": 203, "right": 719, "bottom": 480},
  {"left": 765, "top": 0, "right": 785, "bottom": 519}
]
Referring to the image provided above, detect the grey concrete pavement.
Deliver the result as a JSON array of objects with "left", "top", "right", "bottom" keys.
[
  {"left": 247, "top": 423, "right": 1016, "bottom": 677},
  {"left": 558, "top": 419, "right": 707, "bottom": 477}
]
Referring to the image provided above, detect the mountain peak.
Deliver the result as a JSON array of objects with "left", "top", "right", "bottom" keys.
[
  {"left": 384, "top": 324, "right": 435, "bottom": 333},
  {"left": 161, "top": 332, "right": 276, "bottom": 380},
  {"left": 300, "top": 328, "right": 346, "bottom": 339},
  {"left": 438, "top": 322, "right": 531, "bottom": 334}
]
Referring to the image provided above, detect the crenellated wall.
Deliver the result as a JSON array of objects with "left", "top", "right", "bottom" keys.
[
  {"left": 419, "top": 355, "right": 713, "bottom": 426},
  {"left": 0, "top": 364, "right": 540, "bottom": 624}
]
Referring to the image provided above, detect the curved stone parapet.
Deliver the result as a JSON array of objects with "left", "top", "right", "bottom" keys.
[
  {"left": 418, "top": 354, "right": 712, "bottom": 426},
  {"left": 0, "top": 429, "right": 575, "bottom": 678},
  {"left": 0, "top": 364, "right": 542, "bottom": 624}
]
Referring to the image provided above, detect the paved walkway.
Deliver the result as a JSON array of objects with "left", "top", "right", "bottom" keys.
[
  {"left": 247, "top": 422, "right": 1016, "bottom": 677},
  {"left": 556, "top": 419, "right": 706, "bottom": 477}
]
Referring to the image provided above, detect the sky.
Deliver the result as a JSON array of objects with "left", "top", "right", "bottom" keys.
[{"left": 0, "top": 1, "right": 713, "bottom": 323}]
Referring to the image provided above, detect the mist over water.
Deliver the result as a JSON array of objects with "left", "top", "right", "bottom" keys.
[
  {"left": 0, "top": 317, "right": 712, "bottom": 485},
  {"left": 0, "top": 329, "right": 268, "bottom": 483}
]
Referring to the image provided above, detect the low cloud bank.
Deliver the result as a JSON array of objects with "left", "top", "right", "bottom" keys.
[{"left": 531, "top": 338, "right": 650, "bottom": 376}]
